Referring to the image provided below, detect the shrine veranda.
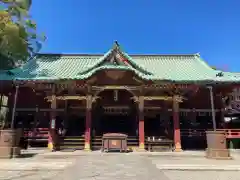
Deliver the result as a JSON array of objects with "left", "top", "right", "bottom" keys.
[{"left": 1, "top": 42, "right": 240, "bottom": 151}]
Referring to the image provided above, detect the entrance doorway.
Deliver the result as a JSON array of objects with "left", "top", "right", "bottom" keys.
[
  {"left": 64, "top": 114, "right": 85, "bottom": 136},
  {"left": 92, "top": 89, "right": 138, "bottom": 150},
  {"left": 59, "top": 113, "right": 85, "bottom": 150},
  {"left": 99, "top": 113, "right": 136, "bottom": 136},
  {"left": 145, "top": 114, "right": 173, "bottom": 138},
  {"left": 94, "top": 90, "right": 137, "bottom": 135}
]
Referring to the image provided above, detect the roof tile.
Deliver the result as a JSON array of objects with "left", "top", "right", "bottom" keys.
[{"left": 0, "top": 45, "right": 240, "bottom": 83}]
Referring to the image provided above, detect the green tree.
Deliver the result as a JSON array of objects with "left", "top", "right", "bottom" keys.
[{"left": 0, "top": 0, "right": 45, "bottom": 69}]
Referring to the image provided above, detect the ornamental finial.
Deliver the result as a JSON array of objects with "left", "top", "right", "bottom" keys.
[
  {"left": 195, "top": 52, "right": 200, "bottom": 57},
  {"left": 113, "top": 40, "right": 120, "bottom": 49}
]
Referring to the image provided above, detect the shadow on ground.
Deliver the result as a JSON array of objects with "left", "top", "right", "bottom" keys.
[{"left": 17, "top": 153, "right": 38, "bottom": 159}]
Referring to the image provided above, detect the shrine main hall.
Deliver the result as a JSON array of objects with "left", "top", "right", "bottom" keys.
[{"left": 1, "top": 42, "right": 240, "bottom": 152}]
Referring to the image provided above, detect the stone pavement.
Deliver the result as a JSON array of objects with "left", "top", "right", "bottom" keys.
[
  {"left": 162, "top": 171, "right": 240, "bottom": 180},
  {"left": 150, "top": 155, "right": 240, "bottom": 171},
  {"left": 0, "top": 154, "right": 168, "bottom": 180},
  {"left": 0, "top": 170, "right": 61, "bottom": 180},
  {"left": 0, "top": 150, "right": 240, "bottom": 179},
  {"left": 37, "top": 149, "right": 240, "bottom": 171},
  {"left": 51, "top": 154, "right": 169, "bottom": 180},
  {"left": 0, "top": 158, "right": 75, "bottom": 170},
  {"left": 36, "top": 149, "right": 240, "bottom": 158},
  {"left": 0, "top": 157, "right": 76, "bottom": 180}
]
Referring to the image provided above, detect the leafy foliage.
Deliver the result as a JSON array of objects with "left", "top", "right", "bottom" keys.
[{"left": 0, "top": 0, "right": 45, "bottom": 69}]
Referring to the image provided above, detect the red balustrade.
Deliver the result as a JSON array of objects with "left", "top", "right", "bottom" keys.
[
  {"left": 180, "top": 129, "right": 240, "bottom": 139},
  {"left": 23, "top": 128, "right": 49, "bottom": 138},
  {"left": 224, "top": 129, "right": 240, "bottom": 139}
]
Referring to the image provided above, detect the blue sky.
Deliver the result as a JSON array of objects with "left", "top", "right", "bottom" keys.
[{"left": 31, "top": 0, "right": 240, "bottom": 72}]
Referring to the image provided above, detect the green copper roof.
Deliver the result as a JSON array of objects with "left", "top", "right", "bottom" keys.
[{"left": 0, "top": 42, "right": 240, "bottom": 83}]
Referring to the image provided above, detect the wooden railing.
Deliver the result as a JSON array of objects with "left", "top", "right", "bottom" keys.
[
  {"left": 224, "top": 129, "right": 240, "bottom": 138},
  {"left": 23, "top": 128, "right": 48, "bottom": 137},
  {"left": 180, "top": 129, "right": 240, "bottom": 139},
  {"left": 21, "top": 128, "right": 240, "bottom": 148},
  {"left": 23, "top": 128, "right": 49, "bottom": 145},
  {"left": 181, "top": 129, "right": 207, "bottom": 137}
]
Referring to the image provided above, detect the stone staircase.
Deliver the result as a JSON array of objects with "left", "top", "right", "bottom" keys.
[{"left": 60, "top": 136, "right": 84, "bottom": 150}]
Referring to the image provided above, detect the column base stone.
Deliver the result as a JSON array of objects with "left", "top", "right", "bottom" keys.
[
  {"left": 84, "top": 142, "right": 91, "bottom": 152},
  {"left": 48, "top": 142, "right": 53, "bottom": 151},
  {"left": 174, "top": 142, "right": 183, "bottom": 152},
  {"left": 138, "top": 143, "right": 146, "bottom": 152}
]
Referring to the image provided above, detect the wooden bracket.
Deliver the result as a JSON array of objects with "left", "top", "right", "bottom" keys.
[
  {"left": 131, "top": 96, "right": 139, "bottom": 102},
  {"left": 138, "top": 96, "right": 144, "bottom": 111},
  {"left": 132, "top": 95, "right": 185, "bottom": 102},
  {"left": 173, "top": 95, "right": 180, "bottom": 112},
  {"left": 86, "top": 95, "right": 92, "bottom": 110},
  {"left": 92, "top": 96, "right": 101, "bottom": 103},
  {"left": 45, "top": 95, "right": 86, "bottom": 102}
]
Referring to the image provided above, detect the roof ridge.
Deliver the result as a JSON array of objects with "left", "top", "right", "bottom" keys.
[
  {"left": 77, "top": 42, "right": 153, "bottom": 76},
  {"left": 36, "top": 53, "right": 198, "bottom": 57},
  {"left": 130, "top": 53, "right": 198, "bottom": 56},
  {"left": 76, "top": 49, "right": 113, "bottom": 75},
  {"left": 193, "top": 55, "right": 221, "bottom": 75},
  {"left": 36, "top": 53, "right": 104, "bottom": 56},
  {"left": 6, "top": 55, "right": 38, "bottom": 75}
]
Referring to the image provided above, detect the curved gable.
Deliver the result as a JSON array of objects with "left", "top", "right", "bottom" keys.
[{"left": 1, "top": 42, "right": 240, "bottom": 83}]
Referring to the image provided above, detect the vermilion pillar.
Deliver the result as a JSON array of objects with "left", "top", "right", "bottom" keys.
[
  {"left": 138, "top": 96, "right": 145, "bottom": 150},
  {"left": 173, "top": 96, "right": 182, "bottom": 152},
  {"left": 48, "top": 90, "right": 57, "bottom": 151},
  {"left": 84, "top": 95, "right": 92, "bottom": 151}
]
